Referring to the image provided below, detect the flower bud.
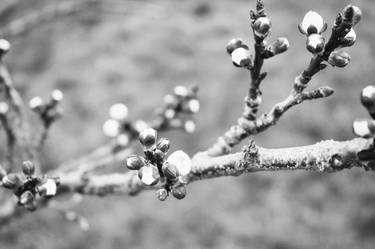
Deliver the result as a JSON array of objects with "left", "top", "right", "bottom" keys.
[
  {"left": 172, "top": 185, "right": 186, "bottom": 200},
  {"left": 343, "top": 5, "right": 362, "bottom": 26},
  {"left": 51, "top": 89, "right": 64, "bottom": 102},
  {"left": 162, "top": 162, "right": 179, "bottom": 180},
  {"left": 253, "top": 17, "right": 271, "bottom": 38},
  {"left": 37, "top": 179, "right": 57, "bottom": 197},
  {"left": 174, "top": 86, "right": 189, "bottom": 97},
  {"left": 125, "top": 155, "right": 146, "bottom": 170},
  {"left": 153, "top": 149, "right": 165, "bottom": 161},
  {"left": 226, "top": 38, "right": 246, "bottom": 55},
  {"left": 166, "top": 150, "right": 192, "bottom": 176},
  {"left": 102, "top": 119, "right": 120, "bottom": 138},
  {"left": 2, "top": 173, "right": 21, "bottom": 189},
  {"left": 328, "top": 50, "right": 350, "bottom": 67},
  {"left": 109, "top": 103, "right": 128, "bottom": 121},
  {"left": 184, "top": 120, "right": 196, "bottom": 134},
  {"left": 139, "top": 128, "right": 157, "bottom": 148},
  {"left": 157, "top": 137, "right": 171, "bottom": 153},
  {"left": 138, "top": 164, "right": 160, "bottom": 186},
  {"left": 22, "top": 161, "right": 35, "bottom": 176},
  {"left": 299, "top": 11, "right": 326, "bottom": 35},
  {"left": 231, "top": 47, "right": 251, "bottom": 67},
  {"left": 353, "top": 119, "right": 375, "bottom": 138},
  {"left": 361, "top": 85, "right": 375, "bottom": 118},
  {"left": 29, "top": 97, "right": 44, "bottom": 111},
  {"left": 306, "top": 34, "right": 325, "bottom": 54},
  {"left": 186, "top": 99, "right": 200, "bottom": 113},
  {"left": 341, "top": 29, "right": 356, "bottom": 47},
  {"left": 265, "top": 37, "right": 289, "bottom": 58},
  {"left": 0, "top": 39, "right": 10, "bottom": 57},
  {"left": 19, "top": 190, "right": 34, "bottom": 205},
  {"left": 0, "top": 102, "right": 9, "bottom": 115},
  {"left": 156, "top": 188, "right": 168, "bottom": 201}
]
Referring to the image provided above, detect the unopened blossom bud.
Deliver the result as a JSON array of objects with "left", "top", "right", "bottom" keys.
[
  {"left": 184, "top": 120, "right": 196, "bottom": 133},
  {"left": 20, "top": 190, "right": 34, "bottom": 205},
  {"left": 153, "top": 149, "right": 165, "bottom": 161},
  {"left": 343, "top": 5, "right": 362, "bottom": 26},
  {"left": 102, "top": 119, "right": 120, "bottom": 138},
  {"left": 328, "top": 50, "right": 350, "bottom": 68},
  {"left": 0, "top": 39, "right": 10, "bottom": 57},
  {"left": 166, "top": 150, "right": 192, "bottom": 176},
  {"left": 29, "top": 97, "right": 44, "bottom": 111},
  {"left": 2, "top": 173, "right": 21, "bottom": 189},
  {"left": 231, "top": 47, "right": 251, "bottom": 67},
  {"left": 306, "top": 34, "right": 325, "bottom": 54},
  {"left": 299, "top": 11, "right": 326, "bottom": 35},
  {"left": 125, "top": 155, "right": 146, "bottom": 170},
  {"left": 253, "top": 17, "right": 271, "bottom": 38},
  {"left": 22, "top": 161, "right": 35, "bottom": 176},
  {"left": 0, "top": 102, "right": 8, "bottom": 115},
  {"left": 353, "top": 119, "right": 375, "bottom": 138},
  {"left": 361, "top": 85, "right": 375, "bottom": 118},
  {"left": 157, "top": 137, "right": 171, "bottom": 153},
  {"left": 186, "top": 99, "right": 200, "bottom": 113},
  {"left": 156, "top": 188, "right": 168, "bottom": 201},
  {"left": 139, "top": 128, "right": 157, "bottom": 148},
  {"left": 341, "top": 29, "right": 356, "bottom": 47},
  {"left": 172, "top": 185, "right": 187, "bottom": 200},
  {"left": 265, "top": 37, "right": 289, "bottom": 58},
  {"left": 226, "top": 38, "right": 246, "bottom": 55},
  {"left": 109, "top": 103, "right": 128, "bottom": 121},
  {"left": 138, "top": 164, "right": 160, "bottom": 186},
  {"left": 51, "top": 89, "right": 63, "bottom": 102},
  {"left": 174, "top": 86, "right": 189, "bottom": 97},
  {"left": 37, "top": 178, "right": 57, "bottom": 197},
  {"left": 162, "top": 162, "right": 179, "bottom": 180}
]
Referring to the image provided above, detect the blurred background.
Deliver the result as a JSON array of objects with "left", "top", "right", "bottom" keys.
[{"left": 0, "top": 0, "right": 374, "bottom": 248}]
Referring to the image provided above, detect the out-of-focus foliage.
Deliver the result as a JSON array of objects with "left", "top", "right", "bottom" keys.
[{"left": 1, "top": 0, "right": 375, "bottom": 248}]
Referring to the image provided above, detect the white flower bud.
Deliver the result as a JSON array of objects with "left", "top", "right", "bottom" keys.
[
  {"left": 157, "top": 137, "right": 171, "bottom": 153},
  {"left": 341, "top": 29, "right": 356, "bottom": 47},
  {"left": 51, "top": 89, "right": 63, "bottom": 102},
  {"left": 187, "top": 99, "right": 200, "bottom": 113},
  {"left": 353, "top": 119, "right": 375, "bottom": 138},
  {"left": 253, "top": 17, "right": 271, "bottom": 38},
  {"left": 361, "top": 86, "right": 375, "bottom": 109},
  {"left": 343, "top": 5, "right": 362, "bottom": 26},
  {"left": 184, "top": 120, "right": 196, "bottom": 133},
  {"left": 328, "top": 50, "right": 350, "bottom": 68},
  {"left": 174, "top": 86, "right": 189, "bottom": 97},
  {"left": 226, "top": 38, "right": 245, "bottom": 55},
  {"left": 172, "top": 185, "right": 187, "bottom": 200},
  {"left": 306, "top": 34, "right": 325, "bottom": 54},
  {"left": 0, "top": 39, "right": 10, "bottom": 55},
  {"left": 0, "top": 102, "right": 9, "bottom": 114},
  {"left": 231, "top": 47, "right": 251, "bottom": 67},
  {"left": 102, "top": 119, "right": 120, "bottom": 137},
  {"left": 20, "top": 190, "right": 35, "bottom": 205},
  {"left": 138, "top": 164, "right": 160, "bottom": 186},
  {"left": 156, "top": 188, "right": 168, "bottom": 201},
  {"left": 167, "top": 150, "right": 191, "bottom": 176},
  {"left": 38, "top": 179, "right": 57, "bottom": 196},
  {"left": 125, "top": 155, "right": 146, "bottom": 170},
  {"left": 29, "top": 97, "right": 44, "bottom": 110},
  {"left": 109, "top": 103, "right": 128, "bottom": 121},
  {"left": 22, "top": 161, "right": 35, "bottom": 176},
  {"left": 299, "top": 11, "right": 326, "bottom": 35}
]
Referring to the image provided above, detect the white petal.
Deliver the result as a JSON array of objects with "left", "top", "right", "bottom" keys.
[
  {"left": 44, "top": 179, "right": 57, "bottom": 196},
  {"left": 345, "top": 29, "right": 356, "bottom": 40},
  {"left": 302, "top": 11, "right": 324, "bottom": 33},
  {"left": 167, "top": 150, "right": 191, "bottom": 176},
  {"left": 353, "top": 120, "right": 370, "bottom": 137},
  {"left": 231, "top": 47, "right": 250, "bottom": 66},
  {"left": 362, "top": 86, "right": 375, "bottom": 99},
  {"left": 188, "top": 99, "right": 200, "bottom": 113},
  {"left": 141, "top": 167, "right": 156, "bottom": 185}
]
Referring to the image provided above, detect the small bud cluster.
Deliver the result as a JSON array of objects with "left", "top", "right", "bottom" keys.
[
  {"left": 125, "top": 128, "right": 192, "bottom": 201},
  {"left": 156, "top": 85, "right": 199, "bottom": 133},
  {"left": 226, "top": 1, "right": 289, "bottom": 68},
  {"left": 299, "top": 5, "right": 361, "bottom": 68},
  {"left": 29, "top": 89, "right": 64, "bottom": 127},
  {"left": 102, "top": 103, "right": 144, "bottom": 148},
  {"left": 0, "top": 161, "right": 59, "bottom": 211}
]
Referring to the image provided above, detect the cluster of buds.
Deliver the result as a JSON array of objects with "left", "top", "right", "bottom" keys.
[
  {"left": 156, "top": 85, "right": 199, "bottom": 134},
  {"left": 125, "top": 128, "right": 192, "bottom": 201},
  {"left": 353, "top": 86, "right": 375, "bottom": 169},
  {"left": 102, "top": 103, "right": 149, "bottom": 149},
  {"left": 0, "top": 161, "right": 59, "bottom": 211},
  {"left": 299, "top": 5, "right": 361, "bottom": 68},
  {"left": 226, "top": 0, "right": 289, "bottom": 68},
  {"left": 29, "top": 89, "right": 64, "bottom": 127}
]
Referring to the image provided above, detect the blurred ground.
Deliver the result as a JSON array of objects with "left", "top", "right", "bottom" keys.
[{"left": 1, "top": 0, "right": 375, "bottom": 248}]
